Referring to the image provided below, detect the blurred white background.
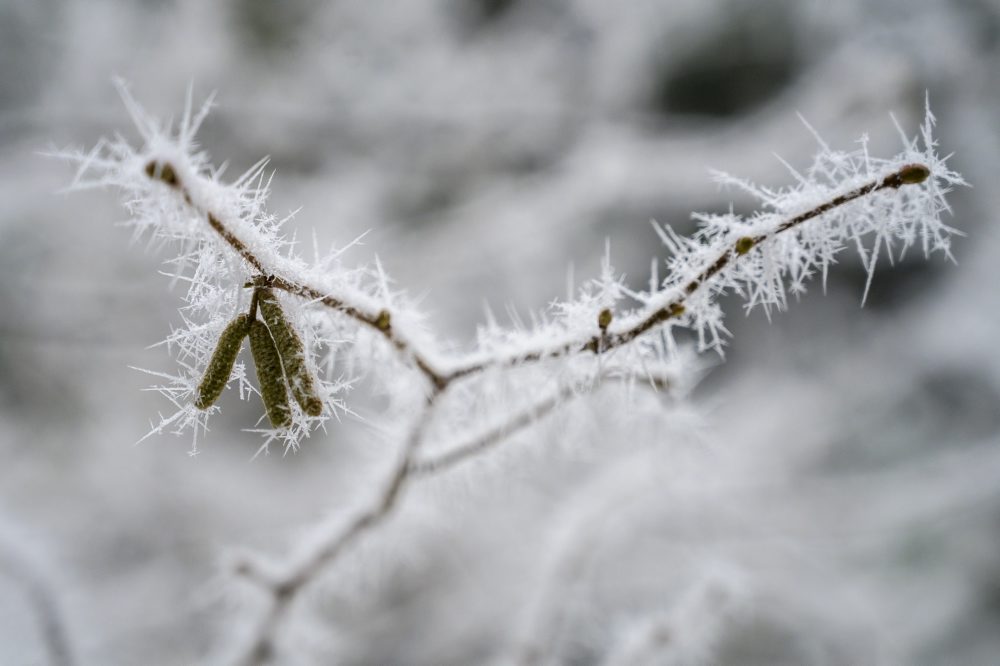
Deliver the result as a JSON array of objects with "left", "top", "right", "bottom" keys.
[{"left": 2, "top": 0, "right": 999, "bottom": 663}]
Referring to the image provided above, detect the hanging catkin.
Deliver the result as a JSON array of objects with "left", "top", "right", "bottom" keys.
[
  {"left": 249, "top": 318, "right": 292, "bottom": 428},
  {"left": 256, "top": 288, "right": 323, "bottom": 416},
  {"left": 195, "top": 314, "right": 250, "bottom": 410}
]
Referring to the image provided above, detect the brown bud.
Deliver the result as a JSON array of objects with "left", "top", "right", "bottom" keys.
[
  {"left": 249, "top": 319, "right": 292, "bottom": 428},
  {"left": 144, "top": 161, "right": 179, "bottom": 188},
  {"left": 257, "top": 288, "right": 323, "bottom": 417},
  {"left": 195, "top": 314, "right": 250, "bottom": 410},
  {"left": 735, "top": 236, "right": 755, "bottom": 255},
  {"left": 598, "top": 308, "right": 613, "bottom": 331}
]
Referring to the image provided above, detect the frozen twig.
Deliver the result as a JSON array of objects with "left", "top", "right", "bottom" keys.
[
  {"left": 408, "top": 368, "right": 674, "bottom": 477},
  {"left": 441, "top": 164, "right": 938, "bottom": 382},
  {"left": 229, "top": 367, "right": 671, "bottom": 663}
]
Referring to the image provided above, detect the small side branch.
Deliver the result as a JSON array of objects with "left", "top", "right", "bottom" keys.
[
  {"left": 409, "top": 370, "right": 673, "bottom": 477},
  {"left": 231, "top": 393, "right": 441, "bottom": 665},
  {"left": 440, "top": 163, "right": 932, "bottom": 382}
]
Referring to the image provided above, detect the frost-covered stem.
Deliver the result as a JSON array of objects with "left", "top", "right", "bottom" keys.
[
  {"left": 408, "top": 370, "right": 672, "bottom": 477},
  {"left": 608, "top": 164, "right": 929, "bottom": 345},
  {"left": 407, "top": 386, "right": 580, "bottom": 477},
  {"left": 232, "top": 392, "right": 441, "bottom": 665},
  {"left": 144, "top": 160, "right": 930, "bottom": 394},
  {"left": 232, "top": 367, "right": 670, "bottom": 662},
  {"left": 443, "top": 163, "right": 932, "bottom": 382},
  {"left": 264, "top": 274, "right": 448, "bottom": 390}
]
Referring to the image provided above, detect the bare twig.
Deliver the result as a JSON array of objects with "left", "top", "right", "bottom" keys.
[
  {"left": 440, "top": 163, "right": 932, "bottom": 382},
  {"left": 229, "top": 366, "right": 672, "bottom": 663}
]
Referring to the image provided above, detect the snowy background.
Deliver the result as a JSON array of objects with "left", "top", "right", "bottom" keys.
[{"left": 2, "top": 0, "right": 999, "bottom": 664}]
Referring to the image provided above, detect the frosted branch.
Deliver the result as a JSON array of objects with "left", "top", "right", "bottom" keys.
[{"left": 59, "top": 87, "right": 965, "bottom": 663}]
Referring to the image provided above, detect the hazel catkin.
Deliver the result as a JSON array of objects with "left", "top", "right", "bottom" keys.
[
  {"left": 195, "top": 314, "right": 250, "bottom": 410},
  {"left": 256, "top": 288, "right": 323, "bottom": 417},
  {"left": 249, "top": 319, "right": 292, "bottom": 428}
]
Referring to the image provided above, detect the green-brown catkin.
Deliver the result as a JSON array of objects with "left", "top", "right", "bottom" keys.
[
  {"left": 249, "top": 319, "right": 292, "bottom": 428},
  {"left": 195, "top": 314, "right": 250, "bottom": 410},
  {"left": 256, "top": 288, "right": 323, "bottom": 417}
]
